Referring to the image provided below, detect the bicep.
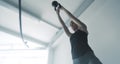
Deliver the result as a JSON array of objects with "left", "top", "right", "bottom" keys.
[
  {"left": 67, "top": 32, "right": 72, "bottom": 37},
  {"left": 64, "top": 28, "right": 72, "bottom": 37}
]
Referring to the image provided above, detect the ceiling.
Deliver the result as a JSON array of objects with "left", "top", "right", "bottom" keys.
[{"left": 0, "top": 0, "right": 94, "bottom": 48}]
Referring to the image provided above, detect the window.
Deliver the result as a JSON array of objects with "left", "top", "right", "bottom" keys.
[
  {"left": 0, "top": 31, "right": 48, "bottom": 64},
  {"left": 0, "top": 2, "right": 49, "bottom": 64}
]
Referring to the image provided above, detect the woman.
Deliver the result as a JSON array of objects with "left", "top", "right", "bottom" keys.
[{"left": 55, "top": 5, "right": 102, "bottom": 64}]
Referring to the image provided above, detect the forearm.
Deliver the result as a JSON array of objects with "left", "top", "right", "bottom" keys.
[
  {"left": 57, "top": 13, "right": 71, "bottom": 37},
  {"left": 62, "top": 7, "right": 87, "bottom": 29},
  {"left": 62, "top": 7, "right": 76, "bottom": 20}
]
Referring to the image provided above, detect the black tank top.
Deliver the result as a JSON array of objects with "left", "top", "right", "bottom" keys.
[{"left": 70, "top": 30, "right": 93, "bottom": 59}]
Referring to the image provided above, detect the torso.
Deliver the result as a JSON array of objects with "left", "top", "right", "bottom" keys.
[{"left": 70, "top": 30, "right": 93, "bottom": 59}]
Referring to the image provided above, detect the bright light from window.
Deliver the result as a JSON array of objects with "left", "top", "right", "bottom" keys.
[
  {"left": 0, "top": 31, "right": 48, "bottom": 64},
  {"left": 0, "top": 50, "right": 48, "bottom": 64},
  {"left": 0, "top": 2, "right": 50, "bottom": 64}
]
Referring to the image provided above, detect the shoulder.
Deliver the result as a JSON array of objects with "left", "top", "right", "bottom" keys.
[
  {"left": 78, "top": 27, "right": 88, "bottom": 34},
  {"left": 76, "top": 29, "right": 88, "bottom": 35}
]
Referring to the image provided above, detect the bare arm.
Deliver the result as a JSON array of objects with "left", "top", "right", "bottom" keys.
[
  {"left": 61, "top": 6, "right": 88, "bottom": 34},
  {"left": 56, "top": 8, "right": 72, "bottom": 37}
]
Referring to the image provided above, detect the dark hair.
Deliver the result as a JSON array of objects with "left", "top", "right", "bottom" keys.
[{"left": 70, "top": 21, "right": 78, "bottom": 31}]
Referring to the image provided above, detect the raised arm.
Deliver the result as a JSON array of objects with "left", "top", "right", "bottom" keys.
[
  {"left": 56, "top": 7, "right": 72, "bottom": 37},
  {"left": 61, "top": 6, "right": 88, "bottom": 34}
]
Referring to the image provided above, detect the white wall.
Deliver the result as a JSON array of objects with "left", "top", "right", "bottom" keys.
[
  {"left": 52, "top": 0, "right": 120, "bottom": 64},
  {"left": 52, "top": 33, "right": 72, "bottom": 64}
]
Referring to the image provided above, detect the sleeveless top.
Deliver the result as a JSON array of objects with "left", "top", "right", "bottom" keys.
[{"left": 70, "top": 30, "right": 93, "bottom": 59}]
